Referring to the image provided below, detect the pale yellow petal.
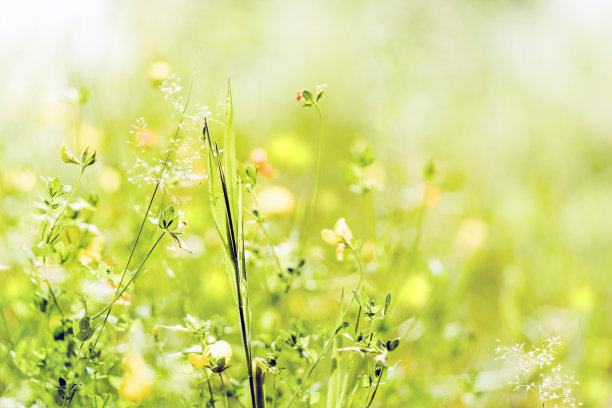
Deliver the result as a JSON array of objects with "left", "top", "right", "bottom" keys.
[
  {"left": 321, "top": 229, "right": 339, "bottom": 245},
  {"left": 336, "top": 243, "right": 345, "bottom": 261},
  {"left": 188, "top": 352, "right": 210, "bottom": 369},
  {"left": 209, "top": 340, "right": 232, "bottom": 363},
  {"left": 333, "top": 218, "right": 352, "bottom": 242}
]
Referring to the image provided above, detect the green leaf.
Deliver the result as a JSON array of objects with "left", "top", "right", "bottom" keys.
[
  {"left": 351, "top": 142, "right": 375, "bottom": 168},
  {"left": 97, "top": 261, "right": 111, "bottom": 280},
  {"left": 301, "top": 89, "right": 314, "bottom": 103},
  {"left": 47, "top": 225, "right": 65, "bottom": 244},
  {"left": 39, "top": 220, "right": 49, "bottom": 242},
  {"left": 383, "top": 292, "right": 392, "bottom": 316},
  {"left": 387, "top": 338, "right": 400, "bottom": 352},
  {"left": 352, "top": 290, "right": 362, "bottom": 307},
  {"left": 316, "top": 89, "right": 325, "bottom": 102},
  {"left": 75, "top": 317, "right": 94, "bottom": 341},
  {"left": 423, "top": 159, "right": 435, "bottom": 181},
  {"left": 48, "top": 177, "right": 61, "bottom": 198},
  {"left": 159, "top": 205, "right": 178, "bottom": 231},
  {"left": 224, "top": 81, "right": 238, "bottom": 240},
  {"left": 339, "top": 162, "right": 362, "bottom": 189}
]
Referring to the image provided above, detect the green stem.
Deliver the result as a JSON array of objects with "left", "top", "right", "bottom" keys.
[
  {"left": 342, "top": 244, "right": 365, "bottom": 316},
  {"left": 204, "top": 370, "right": 216, "bottom": 408},
  {"left": 44, "top": 168, "right": 85, "bottom": 320},
  {"left": 46, "top": 281, "right": 64, "bottom": 318},
  {"left": 295, "top": 104, "right": 325, "bottom": 263},
  {"left": 284, "top": 244, "right": 366, "bottom": 407},
  {"left": 282, "top": 322, "right": 346, "bottom": 408},
  {"left": 364, "top": 366, "right": 383, "bottom": 408},
  {"left": 63, "top": 232, "right": 165, "bottom": 407},
  {"left": 246, "top": 203, "right": 283, "bottom": 277},
  {"left": 219, "top": 373, "right": 229, "bottom": 408}
]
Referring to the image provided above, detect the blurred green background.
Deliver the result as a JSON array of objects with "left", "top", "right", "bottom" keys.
[{"left": 1, "top": 0, "right": 612, "bottom": 406}]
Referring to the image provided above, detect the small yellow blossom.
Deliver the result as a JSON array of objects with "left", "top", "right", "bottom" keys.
[
  {"left": 119, "top": 352, "right": 154, "bottom": 402},
  {"left": 148, "top": 61, "right": 172, "bottom": 83},
  {"left": 188, "top": 340, "right": 232, "bottom": 369},
  {"left": 208, "top": 340, "right": 232, "bottom": 363},
  {"left": 257, "top": 186, "right": 296, "bottom": 216},
  {"left": 321, "top": 218, "right": 353, "bottom": 261},
  {"left": 77, "top": 235, "right": 104, "bottom": 265},
  {"left": 188, "top": 345, "right": 212, "bottom": 369}
]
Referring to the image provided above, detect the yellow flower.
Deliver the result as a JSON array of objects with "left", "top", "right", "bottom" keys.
[
  {"left": 321, "top": 218, "right": 353, "bottom": 261},
  {"left": 188, "top": 345, "right": 212, "bottom": 369},
  {"left": 188, "top": 340, "right": 232, "bottom": 369},
  {"left": 77, "top": 235, "right": 105, "bottom": 265},
  {"left": 119, "top": 352, "right": 154, "bottom": 402},
  {"left": 257, "top": 186, "right": 296, "bottom": 216},
  {"left": 208, "top": 340, "right": 232, "bottom": 363}
]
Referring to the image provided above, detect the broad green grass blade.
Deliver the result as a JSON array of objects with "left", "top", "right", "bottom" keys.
[
  {"left": 224, "top": 81, "right": 238, "bottom": 239},
  {"left": 202, "top": 90, "right": 257, "bottom": 407},
  {"left": 203, "top": 121, "right": 237, "bottom": 302}
]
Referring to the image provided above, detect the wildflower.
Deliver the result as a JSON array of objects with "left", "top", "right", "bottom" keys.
[
  {"left": 259, "top": 164, "right": 275, "bottom": 178},
  {"left": 147, "top": 60, "right": 171, "bottom": 83},
  {"left": 188, "top": 346, "right": 211, "bottom": 369},
  {"left": 77, "top": 235, "right": 104, "bottom": 265},
  {"left": 98, "top": 166, "right": 122, "bottom": 193},
  {"left": 188, "top": 340, "right": 233, "bottom": 370},
  {"left": 257, "top": 186, "right": 296, "bottom": 216},
  {"left": 108, "top": 280, "right": 132, "bottom": 305},
  {"left": 119, "top": 352, "right": 154, "bottom": 402},
  {"left": 249, "top": 148, "right": 275, "bottom": 178},
  {"left": 209, "top": 340, "right": 233, "bottom": 363},
  {"left": 250, "top": 148, "right": 268, "bottom": 166},
  {"left": 296, "top": 90, "right": 303, "bottom": 101},
  {"left": 496, "top": 337, "right": 583, "bottom": 407},
  {"left": 321, "top": 218, "right": 353, "bottom": 261},
  {"left": 130, "top": 118, "right": 156, "bottom": 150}
]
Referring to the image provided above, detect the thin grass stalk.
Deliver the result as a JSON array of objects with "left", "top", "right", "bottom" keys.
[
  {"left": 63, "top": 71, "right": 196, "bottom": 406},
  {"left": 203, "top": 106, "right": 256, "bottom": 407}
]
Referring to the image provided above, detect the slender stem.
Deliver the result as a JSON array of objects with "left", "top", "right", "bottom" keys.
[
  {"left": 364, "top": 367, "right": 383, "bottom": 408},
  {"left": 283, "top": 245, "right": 366, "bottom": 407},
  {"left": 44, "top": 168, "right": 85, "bottom": 320},
  {"left": 362, "top": 321, "right": 375, "bottom": 406},
  {"left": 346, "top": 380, "right": 359, "bottom": 408},
  {"left": 342, "top": 244, "right": 365, "bottom": 316},
  {"left": 219, "top": 373, "right": 229, "bottom": 408},
  {"left": 245, "top": 204, "right": 283, "bottom": 277},
  {"left": 46, "top": 281, "right": 64, "bottom": 318},
  {"left": 63, "top": 232, "right": 165, "bottom": 407},
  {"left": 204, "top": 371, "right": 216, "bottom": 408},
  {"left": 354, "top": 305, "right": 362, "bottom": 335},
  {"left": 295, "top": 104, "right": 325, "bottom": 263},
  {"left": 282, "top": 322, "right": 346, "bottom": 408}
]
